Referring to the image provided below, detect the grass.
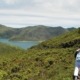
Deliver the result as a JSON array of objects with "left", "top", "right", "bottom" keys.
[{"left": 0, "top": 28, "right": 80, "bottom": 80}]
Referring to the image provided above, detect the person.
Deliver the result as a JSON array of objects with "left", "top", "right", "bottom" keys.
[{"left": 73, "top": 48, "right": 80, "bottom": 80}]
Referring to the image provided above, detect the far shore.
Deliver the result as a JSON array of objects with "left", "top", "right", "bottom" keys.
[
  {"left": 0, "top": 38, "right": 44, "bottom": 42},
  {"left": 13, "top": 40, "right": 44, "bottom": 42}
]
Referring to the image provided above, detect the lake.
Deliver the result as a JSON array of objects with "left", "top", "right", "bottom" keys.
[{"left": 0, "top": 38, "right": 39, "bottom": 49}]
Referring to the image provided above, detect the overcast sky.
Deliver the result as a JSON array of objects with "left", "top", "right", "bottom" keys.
[{"left": 0, "top": 0, "right": 80, "bottom": 28}]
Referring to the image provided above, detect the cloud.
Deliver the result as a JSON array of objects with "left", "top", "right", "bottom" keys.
[
  {"left": 0, "top": 0, "right": 80, "bottom": 28},
  {"left": 3, "top": 0, "right": 17, "bottom": 4},
  {"left": 0, "top": 0, "right": 80, "bottom": 13},
  {"left": 0, "top": 9, "right": 80, "bottom": 28}
]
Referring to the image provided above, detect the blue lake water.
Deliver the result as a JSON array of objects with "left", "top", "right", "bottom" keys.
[{"left": 0, "top": 38, "right": 39, "bottom": 49}]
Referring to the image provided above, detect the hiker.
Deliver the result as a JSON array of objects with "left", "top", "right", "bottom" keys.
[{"left": 73, "top": 48, "right": 80, "bottom": 80}]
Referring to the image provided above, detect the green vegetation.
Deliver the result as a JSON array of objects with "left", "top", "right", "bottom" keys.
[
  {"left": 67, "top": 27, "right": 76, "bottom": 31},
  {"left": 10, "top": 25, "right": 68, "bottom": 41},
  {"left": 0, "top": 43, "right": 75, "bottom": 80},
  {"left": 34, "top": 29, "right": 80, "bottom": 49},
  {"left": 0, "top": 24, "right": 20, "bottom": 38},
  {"left": 0, "top": 42, "right": 25, "bottom": 80},
  {"left": 0, "top": 24, "right": 70, "bottom": 41},
  {"left": 0, "top": 27, "right": 79, "bottom": 80}
]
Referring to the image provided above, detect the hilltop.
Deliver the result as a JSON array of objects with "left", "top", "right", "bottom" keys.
[
  {"left": 10, "top": 25, "right": 69, "bottom": 41},
  {"left": 0, "top": 24, "right": 21, "bottom": 38},
  {"left": 0, "top": 24, "right": 70, "bottom": 41},
  {"left": 0, "top": 28, "right": 80, "bottom": 80},
  {"left": 33, "top": 28, "right": 80, "bottom": 49}
]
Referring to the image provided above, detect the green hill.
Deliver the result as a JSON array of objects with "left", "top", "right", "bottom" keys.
[
  {"left": 67, "top": 27, "right": 76, "bottom": 31},
  {"left": 0, "top": 28, "right": 80, "bottom": 80},
  {"left": 0, "top": 24, "right": 21, "bottom": 38},
  {"left": 10, "top": 25, "right": 68, "bottom": 41},
  {"left": 0, "top": 24, "right": 69, "bottom": 41},
  {"left": 33, "top": 28, "right": 80, "bottom": 49},
  {"left": 0, "top": 42, "right": 25, "bottom": 80}
]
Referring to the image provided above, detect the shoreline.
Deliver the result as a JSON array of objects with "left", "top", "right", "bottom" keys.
[{"left": 10, "top": 40, "right": 44, "bottom": 42}]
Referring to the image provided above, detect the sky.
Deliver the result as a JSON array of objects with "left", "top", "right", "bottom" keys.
[{"left": 0, "top": 0, "right": 80, "bottom": 28}]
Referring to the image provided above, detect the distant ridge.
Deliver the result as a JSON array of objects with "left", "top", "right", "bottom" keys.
[{"left": 0, "top": 24, "right": 76, "bottom": 41}]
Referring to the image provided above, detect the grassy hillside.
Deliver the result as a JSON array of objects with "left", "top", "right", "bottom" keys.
[
  {"left": 0, "top": 24, "right": 21, "bottom": 38},
  {"left": 0, "top": 43, "right": 74, "bottom": 80},
  {"left": 10, "top": 25, "right": 68, "bottom": 41},
  {"left": 33, "top": 29, "right": 80, "bottom": 49},
  {"left": 67, "top": 27, "right": 76, "bottom": 31},
  {"left": 0, "top": 42, "right": 26, "bottom": 80},
  {"left": 0, "top": 24, "right": 69, "bottom": 41},
  {"left": 0, "top": 28, "right": 80, "bottom": 80}
]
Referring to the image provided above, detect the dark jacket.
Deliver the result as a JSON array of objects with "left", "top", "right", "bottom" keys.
[{"left": 75, "top": 51, "right": 80, "bottom": 58}]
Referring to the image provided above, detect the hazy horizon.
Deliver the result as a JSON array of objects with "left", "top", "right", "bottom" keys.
[
  {"left": 1, "top": 23, "right": 80, "bottom": 28},
  {"left": 0, "top": 0, "right": 80, "bottom": 28}
]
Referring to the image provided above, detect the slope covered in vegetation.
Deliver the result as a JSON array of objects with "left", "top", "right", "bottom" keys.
[
  {"left": 10, "top": 25, "right": 68, "bottom": 41},
  {"left": 0, "top": 43, "right": 74, "bottom": 80},
  {"left": 0, "top": 28, "right": 80, "bottom": 80},
  {"left": 0, "top": 24, "right": 69, "bottom": 41},
  {"left": 0, "top": 43, "right": 25, "bottom": 80},
  {"left": 0, "top": 24, "right": 20, "bottom": 38},
  {"left": 34, "top": 29, "right": 80, "bottom": 49}
]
